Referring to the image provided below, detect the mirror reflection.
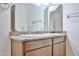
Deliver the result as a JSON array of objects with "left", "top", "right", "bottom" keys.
[{"left": 11, "top": 3, "right": 63, "bottom": 32}]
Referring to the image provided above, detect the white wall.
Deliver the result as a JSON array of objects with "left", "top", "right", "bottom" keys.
[
  {"left": 63, "top": 3, "right": 79, "bottom": 55},
  {"left": 0, "top": 5, "right": 11, "bottom": 55}
]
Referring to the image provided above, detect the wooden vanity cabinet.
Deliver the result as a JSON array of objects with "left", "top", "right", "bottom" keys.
[{"left": 11, "top": 36, "right": 66, "bottom": 56}]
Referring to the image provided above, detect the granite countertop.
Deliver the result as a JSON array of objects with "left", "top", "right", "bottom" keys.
[{"left": 10, "top": 33, "right": 66, "bottom": 41}]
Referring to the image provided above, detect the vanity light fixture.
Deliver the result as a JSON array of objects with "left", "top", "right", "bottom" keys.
[{"left": 33, "top": 3, "right": 48, "bottom": 6}]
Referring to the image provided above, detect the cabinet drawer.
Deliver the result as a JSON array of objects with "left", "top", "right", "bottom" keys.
[
  {"left": 24, "top": 39, "right": 52, "bottom": 51},
  {"left": 25, "top": 46, "right": 52, "bottom": 56},
  {"left": 53, "top": 37, "right": 65, "bottom": 44}
]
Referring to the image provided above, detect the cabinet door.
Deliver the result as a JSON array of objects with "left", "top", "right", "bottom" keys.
[
  {"left": 25, "top": 46, "right": 52, "bottom": 56},
  {"left": 60, "top": 42, "right": 66, "bottom": 56},
  {"left": 53, "top": 41, "right": 66, "bottom": 56}
]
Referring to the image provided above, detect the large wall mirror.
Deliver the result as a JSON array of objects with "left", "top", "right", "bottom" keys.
[{"left": 11, "top": 3, "right": 63, "bottom": 32}]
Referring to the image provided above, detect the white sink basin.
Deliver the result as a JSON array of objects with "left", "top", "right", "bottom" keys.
[
  {"left": 19, "top": 34, "right": 31, "bottom": 38},
  {"left": 10, "top": 34, "right": 32, "bottom": 40}
]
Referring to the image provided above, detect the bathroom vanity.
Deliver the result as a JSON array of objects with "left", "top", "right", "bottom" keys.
[
  {"left": 10, "top": 33, "right": 66, "bottom": 56},
  {"left": 10, "top": 4, "right": 64, "bottom": 56}
]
